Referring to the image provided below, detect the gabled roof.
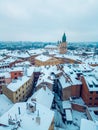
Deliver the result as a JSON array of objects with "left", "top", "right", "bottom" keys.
[{"left": 29, "top": 87, "right": 54, "bottom": 109}]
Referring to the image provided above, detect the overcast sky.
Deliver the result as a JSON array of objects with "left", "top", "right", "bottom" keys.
[{"left": 0, "top": 0, "right": 98, "bottom": 42}]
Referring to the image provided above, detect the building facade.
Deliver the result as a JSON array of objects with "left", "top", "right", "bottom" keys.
[
  {"left": 81, "top": 76, "right": 98, "bottom": 107},
  {"left": 2, "top": 76, "right": 33, "bottom": 103}
]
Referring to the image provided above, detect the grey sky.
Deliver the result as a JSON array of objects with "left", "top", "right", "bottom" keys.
[{"left": 0, "top": 0, "right": 98, "bottom": 42}]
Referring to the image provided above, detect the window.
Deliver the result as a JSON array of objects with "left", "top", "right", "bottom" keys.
[
  {"left": 89, "top": 97, "right": 92, "bottom": 100},
  {"left": 90, "top": 91, "right": 93, "bottom": 94},
  {"left": 89, "top": 103, "right": 92, "bottom": 105},
  {"left": 16, "top": 91, "right": 17, "bottom": 94},
  {"left": 2, "top": 81, "right": 5, "bottom": 83},
  {"left": 89, "top": 84, "right": 93, "bottom": 88},
  {"left": 96, "top": 92, "right": 98, "bottom": 94},
  {"left": 94, "top": 103, "right": 97, "bottom": 106},
  {"left": 14, "top": 73, "right": 17, "bottom": 75},
  {"left": 16, "top": 97, "right": 18, "bottom": 100},
  {"left": 95, "top": 97, "right": 98, "bottom": 100},
  {"left": 95, "top": 85, "right": 98, "bottom": 87}
]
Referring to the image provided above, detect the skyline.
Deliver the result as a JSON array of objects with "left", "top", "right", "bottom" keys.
[{"left": 0, "top": 0, "right": 98, "bottom": 42}]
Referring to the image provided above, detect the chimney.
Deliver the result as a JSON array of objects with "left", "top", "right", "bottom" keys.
[
  {"left": 33, "top": 102, "right": 36, "bottom": 112},
  {"left": 36, "top": 110, "right": 40, "bottom": 125},
  {"left": 18, "top": 107, "right": 21, "bottom": 115}
]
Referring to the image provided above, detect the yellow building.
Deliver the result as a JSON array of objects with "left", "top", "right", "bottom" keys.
[{"left": 3, "top": 76, "right": 33, "bottom": 103}]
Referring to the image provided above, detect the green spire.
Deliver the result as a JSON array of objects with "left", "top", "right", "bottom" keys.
[{"left": 62, "top": 33, "right": 66, "bottom": 42}]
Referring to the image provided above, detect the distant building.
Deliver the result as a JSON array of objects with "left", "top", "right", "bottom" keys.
[
  {"left": 45, "top": 45, "right": 58, "bottom": 51},
  {"left": 58, "top": 33, "right": 67, "bottom": 54}
]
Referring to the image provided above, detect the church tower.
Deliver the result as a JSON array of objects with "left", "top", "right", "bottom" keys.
[{"left": 59, "top": 33, "right": 67, "bottom": 54}]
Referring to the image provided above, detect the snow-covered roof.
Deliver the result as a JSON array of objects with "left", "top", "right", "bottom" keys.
[
  {"left": 84, "top": 75, "right": 98, "bottom": 91},
  {"left": 0, "top": 57, "right": 18, "bottom": 67},
  {"left": 72, "top": 97, "right": 85, "bottom": 105},
  {"left": 0, "top": 94, "right": 13, "bottom": 116},
  {"left": 59, "top": 75, "right": 81, "bottom": 89},
  {"left": 8, "top": 51, "right": 30, "bottom": 58},
  {"left": 0, "top": 49, "right": 9, "bottom": 55},
  {"left": 35, "top": 54, "right": 51, "bottom": 62},
  {"left": 80, "top": 119, "right": 97, "bottom": 130},
  {"left": 27, "top": 66, "right": 35, "bottom": 77},
  {"left": 36, "top": 73, "right": 53, "bottom": 86},
  {"left": 0, "top": 102, "right": 54, "bottom": 130},
  {"left": 59, "top": 75, "right": 70, "bottom": 89},
  {"left": 65, "top": 109, "right": 73, "bottom": 121},
  {"left": 0, "top": 56, "right": 5, "bottom": 61},
  {"left": 29, "top": 87, "right": 54, "bottom": 109},
  {"left": 28, "top": 49, "right": 44, "bottom": 55},
  {"left": 10, "top": 67, "right": 23, "bottom": 72},
  {"left": 34, "top": 66, "right": 42, "bottom": 72},
  {"left": 62, "top": 101, "right": 71, "bottom": 109},
  {"left": 54, "top": 127, "right": 65, "bottom": 130},
  {"left": 73, "top": 63, "right": 93, "bottom": 72},
  {"left": 40, "top": 65, "right": 62, "bottom": 75},
  {"left": 55, "top": 54, "right": 81, "bottom": 62},
  {"left": 4, "top": 57, "right": 17, "bottom": 63},
  {"left": 15, "top": 61, "right": 31, "bottom": 67},
  {"left": 36, "top": 65, "right": 62, "bottom": 86},
  {"left": 0, "top": 72, "right": 10, "bottom": 78},
  {"left": 7, "top": 76, "right": 30, "bottom": 92},
  {"left": 84, "top": 55, "right": 98, "bottom": 64},
  {"left": 45, "top": 45, "right": 57, "bottom": 48}
]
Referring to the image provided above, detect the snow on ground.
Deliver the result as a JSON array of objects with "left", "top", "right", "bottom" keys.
[
  {"left": 64, "top": 110, "right": 87, "bottom": 130},
  {"left": 0, "top": 94, "right": 13, "bottom": 116},
  {"left": 72, "top": 110, "right": 87, "bottom": 127},
  {"left": 54, "top": 110, "right": 87, "bottom": 130}
]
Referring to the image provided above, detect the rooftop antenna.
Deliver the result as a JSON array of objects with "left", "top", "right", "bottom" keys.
[{"left": 37, "top": 110, "right": 39, "bottom": 117}]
